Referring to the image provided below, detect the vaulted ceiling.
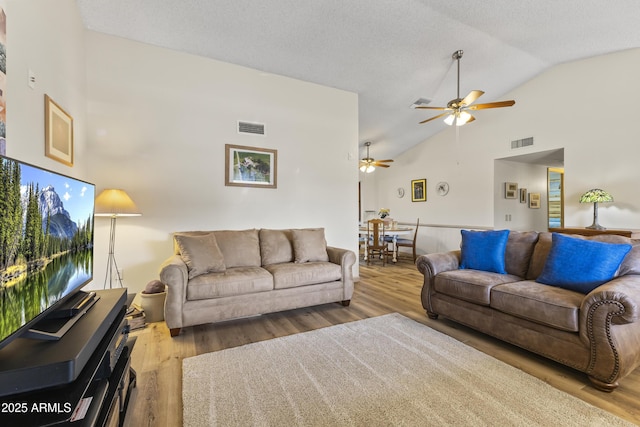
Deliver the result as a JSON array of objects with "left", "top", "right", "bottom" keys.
[{"left": 76, "top": 0, "right": 640, "bottom": 161}]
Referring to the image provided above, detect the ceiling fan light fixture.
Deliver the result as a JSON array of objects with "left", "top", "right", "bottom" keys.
[
  {"left": 360, "top": 164, "right": 375, "bottom": 173},
  {"left": 418, "top": 50, "right": 515, "bottom": 126},
  {"left": 443, "top": 114, "right": 455, "bottom": 126},
  {"left": 457, "top": 111, "right": 471, "bottom": 126}
]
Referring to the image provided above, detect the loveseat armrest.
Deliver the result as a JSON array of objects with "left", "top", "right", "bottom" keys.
[
  {"left": 326, "top": 246, "right": 356, "bottom": 301},
  {"left": 416, "top": 250, "right": 461, "bottom": 316},
  {"left": 159, "top": 254, "right": 189, "bottom": 329},
  {"left": 416, "top": 250, "right": 461, "bottom": 280},
  {"left": 579, "top": 274, "right": 640, "bottom": 389}
]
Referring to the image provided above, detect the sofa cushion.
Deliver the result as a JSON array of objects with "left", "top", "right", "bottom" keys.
[
  {"left": 264, "top": 262, "right": 342, "bottom": 289},
  {"left": 619, "top": 241, "right": 640, "bottom": 276},
  {"left": 491, "top": 281, "right": 583, "bottom": 332},
  {"left": 186, "top": 266, "right": 273, "bottom": 300},
  {"left": 292, "top": 228, "right": 330, "bottom": 263},
  {"left": 505, "top": 231, "right": 539, "bottom": 278},
  {"left": 536, "top": 233, "right": 632, "bottom": 293},
  {"left": 459, "top": 229, "right": 510, "bottom": 274},
  {"left": 259, "top": 229, "right": 294, "bottom": 265},
  {"left": 174, "top": 232, "right": 226, "bottom": 279},
  {"left": 213, "top": 229, "right": 262, "bottom": 268},
  {"left": 434, "top": 269, "right": 522, "bottom": 306},
  {"left": 527, "top": 232, "right": 553, "bottom": 280}
]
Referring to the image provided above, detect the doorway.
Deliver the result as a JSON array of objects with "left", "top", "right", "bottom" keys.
[{"left": 494, "top": 148, "right": 564, "bottom": 231}]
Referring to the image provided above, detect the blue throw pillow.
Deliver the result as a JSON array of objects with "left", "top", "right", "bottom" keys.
[
  {"left": 459, "top": 229, "right": 510, "bottom": 274},
  {"left": 536, "top": 233, "right": 632, "bottom": 293}
]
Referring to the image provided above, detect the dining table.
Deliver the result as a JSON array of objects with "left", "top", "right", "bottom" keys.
[{"left": 358, "top": 225, "right": 413, "bottom": 263}]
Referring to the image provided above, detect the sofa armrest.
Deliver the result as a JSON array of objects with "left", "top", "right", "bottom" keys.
[
  {"left": 579, "top": 274, "right": 640, "bottom": 387},
  {"left": 416, "top": 250, "right": 461, "bottom": 315},
  {"left": 159, "top": 254, "right": 189, "bottom": 329},
  {"left": 416, "top": 250, "right": 461, "bottom": 278},
  {"left": 326, "top": 246, "right": 356, "bottom": 301}
]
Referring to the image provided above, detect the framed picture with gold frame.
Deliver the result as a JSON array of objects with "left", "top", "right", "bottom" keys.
[
  {"left": 411, "top": 179, "right": 426, "bottom": 202},
  {"left": 44, "top": 95, "right": 74, "bottom": 166}
]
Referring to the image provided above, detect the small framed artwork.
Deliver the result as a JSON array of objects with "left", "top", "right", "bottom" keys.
[
  {"left": 529, "top": 192, "right": 541, "bottom": 209},
  {"left": 519, "top": 188, "right": 527, "bottom": 203},
  {"left": 44, "top": 95, "right": 74, "bottom": 166},
  {"left": 411, "top": 179, "right": 427, "bottom": 202},
  {"left": 225, "top": 144, "right": 277, "bottom": 189},
  {"left": 505, "top": 182, "right": 518, "bottom": 199}
]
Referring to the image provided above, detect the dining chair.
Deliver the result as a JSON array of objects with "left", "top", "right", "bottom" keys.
[
  {"left": 396, "top": 218, "right": 419, "bottom": 262},
  {"left": 366, "top": 219, "right": 389, "bottom": 266}
]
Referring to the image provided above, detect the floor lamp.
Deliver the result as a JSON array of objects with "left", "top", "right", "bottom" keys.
[{"left": 95, "top": 189, "right": 142, "bottom": 288}]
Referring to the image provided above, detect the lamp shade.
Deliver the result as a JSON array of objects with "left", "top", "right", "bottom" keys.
[
  {"left": 94, "top": 189, "right": 142, "bottom": 217},
  {"left": 579, "top": 189, "right": 613, "bottom": 204}
]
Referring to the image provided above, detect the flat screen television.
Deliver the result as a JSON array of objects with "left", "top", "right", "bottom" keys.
[{"left": 0, "top": 155, "right": 95, "bottom": 350}]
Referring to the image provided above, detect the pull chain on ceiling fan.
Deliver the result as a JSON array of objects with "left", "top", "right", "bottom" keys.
[
  {"left": 359, "top": 141, "right": 393, "bottom": 173},
  {"left": 416, "top": 50, "right": 515, "bottom": 126}
]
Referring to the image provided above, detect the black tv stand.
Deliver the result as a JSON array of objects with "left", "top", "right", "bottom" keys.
[
  {"left": 0, "top": 289, "right": 136, "bottom": 426},
  {"left": 23, "top": 291, "right": 100, "bottom": 341}
]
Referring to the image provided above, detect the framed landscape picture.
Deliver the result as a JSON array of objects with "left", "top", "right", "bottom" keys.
[
  {"left": 44, "top": 95, "right": 73, "bottom": 167},
  {"left": 225, "top": 144, "right": 277, "bottom": 188},
  {"left": 411, "top": 179, "right": 426, "bottom": 202}
]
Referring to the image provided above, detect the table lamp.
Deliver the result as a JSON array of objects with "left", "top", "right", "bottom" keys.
[
  {"left": 579, "top": 189, "right": 613, "bottom": 230},
  {"left": 95, "top": 189, "right": 142, "bottom": 288}
]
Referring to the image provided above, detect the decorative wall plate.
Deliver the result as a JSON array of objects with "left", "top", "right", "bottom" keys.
[
  {"left": 436, "top": 181, "right": 449, "bottom": 196},
  {"left": 397, "top": 187, "right": 405, "bottom": 198}
]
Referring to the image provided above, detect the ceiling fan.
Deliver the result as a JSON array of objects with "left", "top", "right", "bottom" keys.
[
  {"left": 416, "top": 50, "right": 515, "bottom": 126},
  {"left": 359, "top": 141, "right": 393, "bottom": 173}
]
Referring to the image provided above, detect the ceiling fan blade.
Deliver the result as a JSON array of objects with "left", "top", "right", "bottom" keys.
[
  {"left": 373, "top": 163, "right": 391, "bottom": 168},
  {"left": 467, "top": 114, "right": 476, "bottom": 123},
  {"left": 460, "top": 90, "right": 484, "bottom": 106},
  {"left": 414, "top": 106, "right": 448, "bottom": 110},
  {"left": 374, "top": 159, "right": 394, "bottom": 163},
  {"left": 419, "top": 112, "right": 449, "bottom": 124},
  {"left": 468, "top": 100, "right": 515, "bottom": 110}
]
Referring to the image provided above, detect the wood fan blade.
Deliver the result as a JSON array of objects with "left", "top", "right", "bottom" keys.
[
  {"left": 374, "top": 159, "right": 394, "bottom": 163},
  {"left": 372, "top": 163, "right": 391, "bottom": 168},
  {"left": 419, "top": 112, "right": 449, "bottom": 124},
  {"left": 461, "top": 90, "right": 484, "bottom": 106},
  {"left": 467, "top": 114, "right": 476, "bottom": 123},
  {"left": 468, "top": 100, "right": 515, "bottom": 110}
]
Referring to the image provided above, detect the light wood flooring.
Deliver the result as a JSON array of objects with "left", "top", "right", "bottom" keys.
[{"left": 124, "top": 258, "right": 640, "bottom": 426}]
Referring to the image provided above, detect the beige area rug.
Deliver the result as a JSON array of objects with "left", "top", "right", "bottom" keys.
[{"left": 183, "top": 313, "right": 632, "bottom": 426}]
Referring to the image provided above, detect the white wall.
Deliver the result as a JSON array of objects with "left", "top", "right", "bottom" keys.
[
  {"left": 370, "top": 48, "right": 640, "bottom": 253},
  {"left": 4, "top": 0, "right": 88, "bottom": 176},
  {"left": 84, "top": 32, "right": 359, "bottom": 291}
]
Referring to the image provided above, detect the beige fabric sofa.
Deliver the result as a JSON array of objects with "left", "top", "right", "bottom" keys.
[
  {"left": 159, "top": 228, "right": 356, "bottom": 337},
  {"left": 417, "top": 230, "right": 640, "bottom": 391}
]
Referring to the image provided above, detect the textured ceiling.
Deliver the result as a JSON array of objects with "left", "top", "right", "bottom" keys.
[{"left": 76, "top": 0, "right": 640, "bottom": 161}]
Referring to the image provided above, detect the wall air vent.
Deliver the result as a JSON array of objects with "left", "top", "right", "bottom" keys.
[
  {"left": 511, "top": 137, "right": 534, "bottom": 149},
  {"left": 238, "top": 121, "right": 265, "bottom": 135}
]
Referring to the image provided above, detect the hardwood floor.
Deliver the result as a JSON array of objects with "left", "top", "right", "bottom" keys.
[{"left": 124, "top": 259, "right": 640, "bottom": 426}]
